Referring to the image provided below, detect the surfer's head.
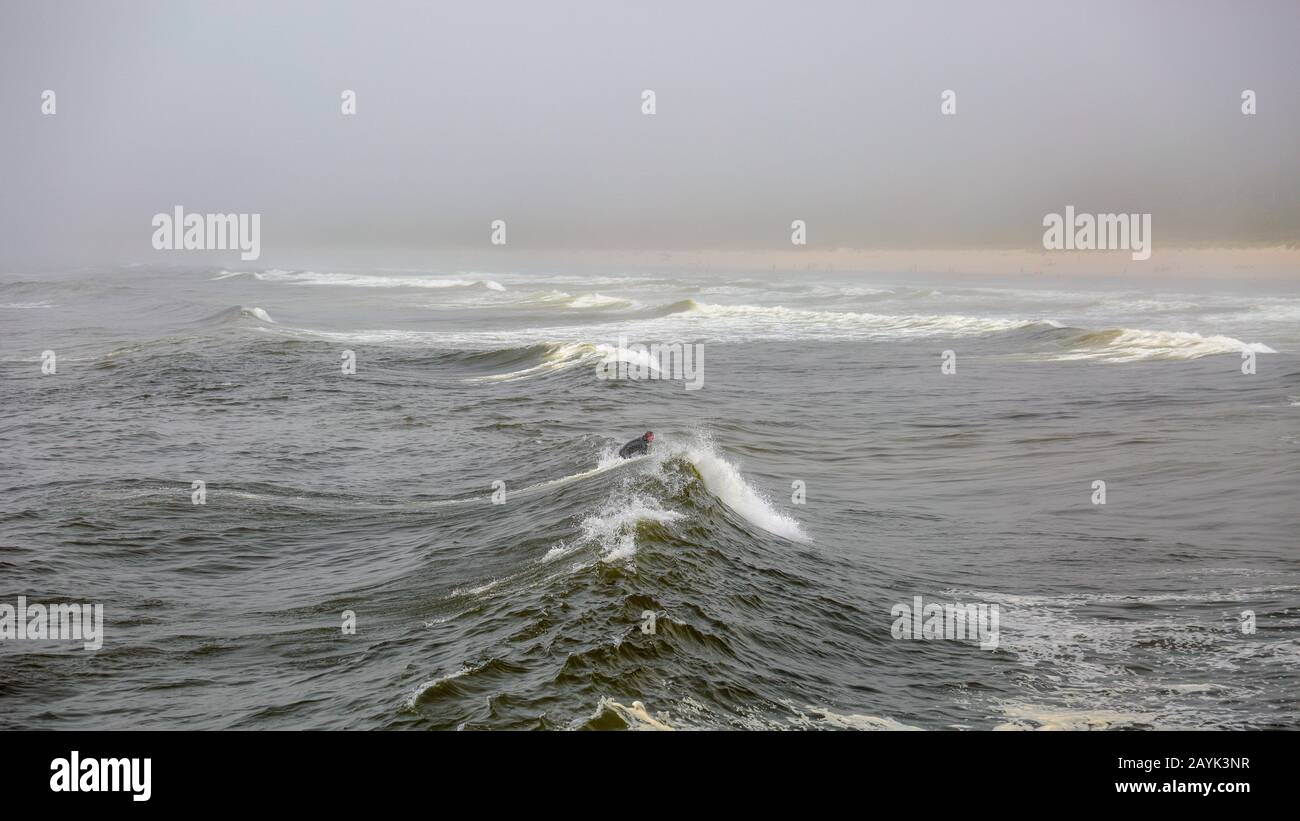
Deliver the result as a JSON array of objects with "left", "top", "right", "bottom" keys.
[{"left": 643, "top": 431, "right": 655, "bottom": 442}]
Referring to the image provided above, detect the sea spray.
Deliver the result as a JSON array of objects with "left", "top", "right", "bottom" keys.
[{"left": 677, "top": 437, "right": 810, "bottom": 543}]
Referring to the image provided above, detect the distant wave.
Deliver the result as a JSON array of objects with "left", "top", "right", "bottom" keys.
[
  {"left": 464, "top": 341, "right": 660, "bottom": 383},
  {"left": 1055, "top": 327, "right": 1275, "bottom": 362},
  {"left": 633, "top": 297, "right": 703, "bottom": 318},
  {"left": 462, "top": 342, "right": 596, "bottom": 382},
  {"left": 679, "top": 300, "right": 1055, "bottom": 335},
  {"left": 514, "top": 290, "right": 633, "bottom": 310},
  {"left": 199, "top": 305, "right": 276, "bottom": 325},
  {"left": 214, "top": 269, "right": 506, "bottom": 291},
  {"left": 210, "top": 289, "right": 1278, "bottom": 365}
]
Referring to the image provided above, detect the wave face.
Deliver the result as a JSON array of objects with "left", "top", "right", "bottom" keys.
[
  {"left": 1, "top": 265, "right": 1297, "bottom": 730},
  {"left": 1054, "top": 327, "right": 1276, "bottom": 362}
]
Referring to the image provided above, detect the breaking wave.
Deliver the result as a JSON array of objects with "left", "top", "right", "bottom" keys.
[
  {"left": 1054, "top": 327, "right": 1276, "bottom": 362},
  {"left": 215, "top": 269, "right": 506, "bottom": 291}
]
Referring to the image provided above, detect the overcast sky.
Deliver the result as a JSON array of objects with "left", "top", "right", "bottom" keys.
[{"left": 1, "top": 0, "right": 1297, "bottom": 267}]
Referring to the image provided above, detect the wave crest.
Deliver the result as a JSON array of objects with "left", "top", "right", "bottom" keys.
[
  {"left": 1059, "top": 327, "right": 1275, "bottom": 361},
  {"left": 215, "top": 269, "right": 506, "bottom": 291}
]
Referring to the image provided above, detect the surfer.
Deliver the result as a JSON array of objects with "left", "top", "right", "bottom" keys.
[{"left": 618, "top": 431, "right": 654, "bottom": 459}]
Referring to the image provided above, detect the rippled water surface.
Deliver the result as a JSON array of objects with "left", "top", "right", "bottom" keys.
[{"left": 1, "top": 266, "right": 1297, "bottom": 729}]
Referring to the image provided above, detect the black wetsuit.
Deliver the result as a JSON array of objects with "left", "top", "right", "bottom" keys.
[{"left": 619, "top": 436, "right": 651, "bottom": 459}]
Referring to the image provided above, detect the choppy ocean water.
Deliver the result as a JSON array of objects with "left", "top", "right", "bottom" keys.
[{"left": 1, "top": 266, "right": 1297, "bottom": 730}]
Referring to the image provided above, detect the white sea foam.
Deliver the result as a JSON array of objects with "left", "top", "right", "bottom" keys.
[
  {"left": 685, "top": 301, "right": 1047, "bottom": 338},
  {"left": 509, "top": 449, "right": 630, "bottom": 496},
  {"left": 994, "top": 705, "right": 1157, "bottom": 731},
  {"left": 570, "top": 293, "right": 632, "bottom": 309},
  {"left": 210, "top": 305, "right": 276, "bottom": 323},
  {"left": 217, "top": 269, "right": 506, "bottom": 291},
  {"left": 1058, "top": 327, "right": 1275, "bottom": 362},
  {"left": 794, "top": 707, "right": 922, "bottom": 731},
  {"left": 578, "top": 493, "right": 684, "bottom": 563},
  {"left": 591, "top": 698, "right": 676, "bottom": 730},
  {"left": 240, "top": 280, "right": 1282, "bottom": 364},
  {"left": 679, "top": 441, "right": 810, "bottom": 543},
  {"left": 540, "top": 435, "right": 808, "bottom": 560},
  {"left": 948, "top": 586, "right": 1295, "bottom": 729}
]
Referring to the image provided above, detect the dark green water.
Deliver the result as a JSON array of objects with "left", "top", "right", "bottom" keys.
[{"left": 1, "top": 266, "right": 1297, "bottom": 729}]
